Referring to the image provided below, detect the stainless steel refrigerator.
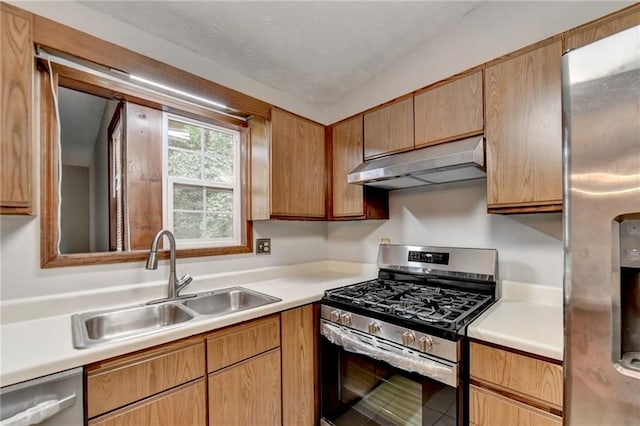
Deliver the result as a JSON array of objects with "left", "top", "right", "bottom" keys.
[{"left": 563, "top": 25, "right": 640, "bottom": 424}]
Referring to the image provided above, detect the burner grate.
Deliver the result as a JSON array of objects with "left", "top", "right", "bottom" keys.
[{"left": 325, "top": 278, "right": 492, "bottom": 329}]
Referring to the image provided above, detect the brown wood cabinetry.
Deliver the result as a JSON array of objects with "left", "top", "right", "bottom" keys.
[
  {"left": 470, "top": 385, "right": 561, "bottom": 426},
  {"left": 281, "top": 305, "right": 318, "bottom": 426},
  {"left": 469, "top": 341, "right": 563, "bottom": 425},
  {"left": 485, "top": 40, "right": 563, "bottom": 213},
  {"left": 1, "top": 3, "right": 33, "bottom": 215},
  {"left": 330, "top": 115, "right": 388, "bottom": 220},
  {"left": 206, "top": 314, "right": 280, "bottom": 372},
  {"left": 209, "top": 349, "right": 282, "bottom": 426},
  {"left": 206, "top": 314, "right": 282, "bottom": 426},
  {"left": 271, "top": 107, "right": 326, "bottom": 219},
  {"left": 414, "top": 70, "right": 483, "bottom": 148},
  {"left": 86, "top": 337, "right": 206, "bottom": 421},
  {"left": 565, "top": 4, "right": 640, "bottom": 50},
  {"left": 89, "top": 379, "right": 207, "bottom": 426},
  {"left": 364, "top": 96, "right": 414, "bottom": 160}
]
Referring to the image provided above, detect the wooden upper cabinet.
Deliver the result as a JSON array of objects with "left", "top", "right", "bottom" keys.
[
  {"left": 565, "top": 4, "right": 639, "bottom": 50},
  {"left": 330, "top": 116, "right": 389, "bottom": 220},
  {"left": 270, "top": 108, "right": 326, "bottom": 218},
  {"left": 332, "top": 116, "right": 364, "bottom": 217},
  {"left": 485, "top": 40, "right": 563, "bottom": 213},
  {"left": 1, "top": 4, "right": 33, "bottom": 215},
  {"left": 414, "top": 70, "right": 483, "bottom": 148},
  {"left": 364, "top": 96, "right": 414, "bottom": 159}
]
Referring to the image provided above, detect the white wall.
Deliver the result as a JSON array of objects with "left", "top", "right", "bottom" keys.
[
  {"left": 328, "top": 181, "right": 564, "bottom": 287},
  {"left": 60, "top": 165, "right": 90, "bottom": 253},
  {"left": 0, "top": 217, "right": 327, "bottom": 300},
  {"left": 90, "top": 101, "right": 118, "bottom": 252}
]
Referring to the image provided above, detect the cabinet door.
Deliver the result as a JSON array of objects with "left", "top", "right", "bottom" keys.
[
  {"left": 470, "top": 385, "right": 561, "bottom": 426},
  {"left": 332, "top": 116, "right": 364, "bottom": 217},
  {"left": 566, "top": 5, "right": 639, "bottom": 50},
  {"left": 271, "top": 108, "right": 326, "bottom": 218},
  {"left": 414, "top": 71, "right": 483, "bottom": 148},
  {"left": 1, "top": 4, "right": 33, "bottom": 215},
  {"left": 485, "top": 40, "right": 562, "bottom": 212},
  {"left": 281, "top": 305, "right": 317, "bottom": 426},
  {"left": 364, "top": 97, "right": 414, "bottom": 159},
  {"left": 209, "top": 348, "right": 282, "bottom": 426},
  {"left": 89, "top": 379, "right": 206, "bottom": 426}
]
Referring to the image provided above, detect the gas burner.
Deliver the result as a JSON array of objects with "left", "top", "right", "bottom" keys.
[{"left": 324, "top": 277, "right": 493, "bottom": 331}]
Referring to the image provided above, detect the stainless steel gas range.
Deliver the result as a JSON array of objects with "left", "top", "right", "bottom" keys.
[{"left": 320, "top": 244, "right": 498, "bottom": 426}]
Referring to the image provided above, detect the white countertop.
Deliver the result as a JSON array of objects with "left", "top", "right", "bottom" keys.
[
  {"left": 0, "top": 261, "right": 376, "bottom": 387},
  {"left": 467, "top": 280, "right": 564, "bottom": 361},
  {"left": 1, "top": 268, "right": 564, "bottom": 388}
]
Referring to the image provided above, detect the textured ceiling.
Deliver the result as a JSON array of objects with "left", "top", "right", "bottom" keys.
[{"left": 80, "top": 1, "right": 481, "bottom": 105}]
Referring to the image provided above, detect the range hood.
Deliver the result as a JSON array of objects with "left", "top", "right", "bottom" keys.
[{"left": 347, "top": 135, "right": 485, "bottom": 190}]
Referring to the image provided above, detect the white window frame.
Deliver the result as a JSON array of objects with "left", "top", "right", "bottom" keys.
[{"left": 162, "top": 112, "right": 241, "bottom": 248}]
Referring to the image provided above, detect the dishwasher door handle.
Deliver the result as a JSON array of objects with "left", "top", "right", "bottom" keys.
[{"left": 0, "top": 394, "right": 76, "bottom": 426}]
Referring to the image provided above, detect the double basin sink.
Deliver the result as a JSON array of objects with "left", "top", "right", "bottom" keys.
[{"left": 71, "top": 287, "right": 281, "bottom": 349}]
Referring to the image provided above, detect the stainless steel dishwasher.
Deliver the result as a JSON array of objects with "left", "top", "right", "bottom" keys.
[{"left": 0, "top": 368, "right": 83, "bottom": 426}]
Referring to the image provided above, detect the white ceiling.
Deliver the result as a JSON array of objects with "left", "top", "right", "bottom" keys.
[{"left": 80, "top": 1, "right": 482, "bottom": 106}]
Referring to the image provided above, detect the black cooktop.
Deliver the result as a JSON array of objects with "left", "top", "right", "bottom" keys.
[{"left": 322, "top": 278, "right": 494, "bottom": 337}]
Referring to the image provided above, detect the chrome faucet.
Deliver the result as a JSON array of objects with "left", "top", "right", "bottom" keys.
[{"left": 146, "top": 229, "right": 193, "bottom": 303}]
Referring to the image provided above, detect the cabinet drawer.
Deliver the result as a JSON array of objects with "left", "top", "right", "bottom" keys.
[
  {"left": 207, "top": 314, "right": 280, "bottom": 372},
  {"left": 89, "top": 378, "right": 206, "bottom": 426},
  {"left": 469, "top": 342, "right": 562, "bottom": 409},
  {"left": 209, "top": 348, "right": 282, "bottom": 426},
  {"left": 86, "top": 338, "right": 205, "bottom": 418},
  {"left": 470, "top": 385, "right": 561, "bottom": 426}
]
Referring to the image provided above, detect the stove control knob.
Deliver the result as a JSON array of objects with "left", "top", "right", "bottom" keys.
[
  {"left": 330, "top": 310, "right": 341, "bottom": 323},
  {"left": 418, "top": 336, "right": 433, "bottom": 352},
  {"left": 402, "top": 331, "right": 416, "bottom": 346},
  {"left": 368, "top": 322, "right": 381, "bottom": 334},
  {"left": 340, "top": 313, "right": 352, "bottom": 326}
]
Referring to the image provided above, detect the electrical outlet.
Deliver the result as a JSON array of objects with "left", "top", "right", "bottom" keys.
[{"left": 256, "top": 238, "right": 271, "bottom": 255}]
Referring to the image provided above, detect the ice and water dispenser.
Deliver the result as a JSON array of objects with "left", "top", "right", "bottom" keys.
[{"left": 619, "top": 219, "right": 640, "bottom": 373}]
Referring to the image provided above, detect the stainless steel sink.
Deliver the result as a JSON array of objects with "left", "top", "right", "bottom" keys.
[
  {"left": 72, "top": 303, "right": 194, "bottom": 348},
  {"left": 71, "top": 287, "right": 281, "bottom": 349},
  {"left": 181, "top": 287, "right": 281, "bottom": 316}
]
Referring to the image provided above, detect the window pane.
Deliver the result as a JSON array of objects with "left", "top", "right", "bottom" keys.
[
  {"left": 204, "top": 155, "right": 233, "bottom": 184},
  {"left": 168, "top": 120, "right": 201, "bottom": 150},
  {"left": 174, "top": 184, "right": 203, "bottom": 211},
  {"left": 168, "top": 149, "right": 201, "bottom": 179},
  {"left": 174, "top": 211, "right": 203, "bottom": 239},
  {"left": 205, "top": 213, "right": 233, "bottom": 238},
  {"left": 206, "top": 189, "right": 233, "bottom": 212},
  {"left": 205, "top": 129, "right": 233, "bottom": 157}
]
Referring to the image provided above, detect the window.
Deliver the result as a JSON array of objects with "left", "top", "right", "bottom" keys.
[{"left": 163, "top": 114, "right": 241, "bottom": 247}]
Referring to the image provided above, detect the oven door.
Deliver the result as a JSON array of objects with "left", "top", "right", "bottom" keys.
[{"left": 320, "top": 320, "right": 463, "bottom": 426}]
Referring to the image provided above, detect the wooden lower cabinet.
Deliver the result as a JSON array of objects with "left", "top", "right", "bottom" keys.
[
  {"left": 281, "top": 305, "right": 318, "bottom": 426},
  {"left": 470, "top": 385, "right": 561, "bottom": 426},
  {"left": 469, "top": 341, "right": 563, "bottom": 425},
  {"left": 208, "top": 348, "right": 282, "bottom": 426},
  {"left": 85, "top": 310, "right": 320, "bottom": 426},
  {"left": 89, "top": 379, "right": 206, "bottom": 426}
]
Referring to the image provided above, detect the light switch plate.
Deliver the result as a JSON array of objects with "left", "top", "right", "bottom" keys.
[{"left": 256, "top": 238, "right": 271, "bottom": 255}]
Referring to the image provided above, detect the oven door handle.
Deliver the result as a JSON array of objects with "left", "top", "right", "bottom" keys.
[{"left": 321, "top": 321, "right": 458, "bottom": 387}]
